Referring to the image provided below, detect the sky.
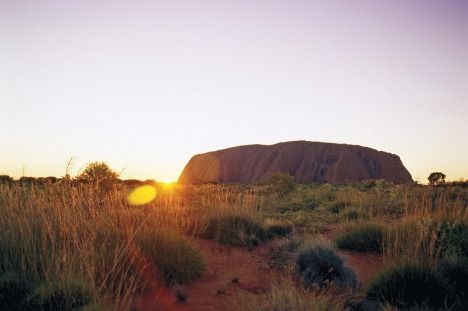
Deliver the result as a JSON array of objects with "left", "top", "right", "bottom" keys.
[{"left": 1, "top": 0, "right": 467, "bottom": 183}]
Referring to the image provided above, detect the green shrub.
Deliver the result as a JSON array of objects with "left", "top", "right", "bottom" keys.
[
  {"left": 203, "top": 214, "right": 266, "bottom": 246},
  {"left": 437, "top": 221, "right": 468, "bottom": 259},
  {"left": 328, "top": 202, "right": 346, "bottom": 214},
  {"left": 266, "top": 172, "right": 296, "bottom": 198},
  {"left": 345, "top": 209, "right": 369, "bottom": 221},
  {"left": 0, "top": 272, "right": 36, "bottom": 310},
  {"left": 335, "top": 223, "right": 385, "bottom": 253},
  {"left": 303, "top": 198, "right": 320, "bottom": 210},
  {"left": 27, "top": 278, "right": 97, "bottom": 310},
  {"left": 265, "top": 219, "right": 293, "bottom": 239},
  {"left": 136, "top": 228, "right": 206, "bottom": 285},
  {"left": 366, "top": 263, "right": 453, "bottom": 310},
  {"left": 296, "top": 242, "right": 357, "bottom": 289},
  {"left": 439, "top": 257, "right": 468, "bottom": 310}
]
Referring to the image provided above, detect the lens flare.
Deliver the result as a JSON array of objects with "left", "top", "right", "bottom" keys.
[{"left": 127, "top": 185, "right": 157, "bottom": 205}]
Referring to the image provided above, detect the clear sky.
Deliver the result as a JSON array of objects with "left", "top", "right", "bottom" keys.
[{"left": 1, "top": 0, "right": 467, "bottom": 183}]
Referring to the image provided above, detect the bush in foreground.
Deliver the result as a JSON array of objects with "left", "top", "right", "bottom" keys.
[
  {"left": 136, "top": 228, "right": 206, "bottom": 285},
  {"left": 0, "top": 272, "right": 36, "bottom": 310},
  {"left": 296, "top": 241, "right": 357, "bottom": 289},
  {"left": 366, "top": 262, "right": 453, "bottom": 310},
  {"left": 26, "top": 278, "right": 98, "bottom": 310},
  {"left": 439, "top": 257, "right": 468, "bottom": 310},
  {"left": 335, "top": 223, "right": 385, "bottom": 253},
  {"left": 203, "top": 214, "right": 266, "bottom": 246}
]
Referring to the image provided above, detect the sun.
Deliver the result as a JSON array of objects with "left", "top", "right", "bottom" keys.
[{"left": 164, "top": 180, "right": 172, "bottom": 185}]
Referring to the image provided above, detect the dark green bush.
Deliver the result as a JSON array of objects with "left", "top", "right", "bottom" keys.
[
  {"left": 296, "top": 242, "right": 357, "bottom": 289},
  {"left": 328, "top": 202, "right": 347, "bottom": 214},
  {"left": 136, "top": 228, "right": 206, "bottom": 285},
  {"left": 335, "top": 224, "right": 385, "bottom": 253},
  {"left": 437, "top": 221, "right": 468, "bottom": 259},
  {"left": 366, "top": 263, "right": 452, "bottom": 310},
  {"left": 439, "top": 257, "right": 468, "bottom": 310},
  {"left": 0, "top": 272, "right": 35, "bottom": 310},
  {"left": 265, "top": 220, "right": 293, "bottom": 239},
  {"left": 27, "top": 278, "right": 97, "bottom": 310},
  {"left": 203, "top": 214, "right": 266, "bottom": 246}
]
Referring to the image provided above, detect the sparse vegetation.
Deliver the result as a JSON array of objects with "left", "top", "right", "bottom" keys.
[{"left": 1, "top": 174, "right": 467, "bottom": 310}]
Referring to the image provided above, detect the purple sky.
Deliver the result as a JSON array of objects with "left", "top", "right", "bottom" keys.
[{"left": 1, "top": 0, "right": 467, "bottom": 182}]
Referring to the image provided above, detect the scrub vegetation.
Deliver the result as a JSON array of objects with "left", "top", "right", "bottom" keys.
[{"left": 0, "top": 169, "right": 467, "bottom": 310}]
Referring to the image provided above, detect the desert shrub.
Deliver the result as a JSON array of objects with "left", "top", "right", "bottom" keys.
[
  {"left": 296, "top": 241, "right": 357, "bottom": 289},
  {"left": 335, "top": 223, "right": 385, "bottom": 253},
  {"left": 135, "top": 228, "right": 206, "bottom": 285},
  {"left": 26, "top": 278, "right": 98, "bottom": 310},
  {"left": 366, "top": 263, "right": 453, "bottom": 310},
  {"left": 203, "top": 214, "right": 266, "bottom": 246},
  {"left": 266, "top": 172, "right": 296, "bottom": 198},
  {"left": 328, "top": 202, "right": 347, "bottom": 214},
  {"left": 437, "top": 221, "right": 468, "bottom": 259},
  {"left": 438, "top": 257, "right": 468, "bottom": 310},
  {"left": 0, "top": 272, "right": 36, "bottom": 310},
  {"left": 303, "top": 198, "right": 320, "bottom": 210},
  {"left": 264, "top": 219, "right": 293, "bottom": 239}
]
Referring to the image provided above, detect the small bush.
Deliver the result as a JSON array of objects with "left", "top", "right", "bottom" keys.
[
  {"left": 136, "top": 228, "right": 206, "bottom": 285},
  {"left": 345, "top": 209, "right": 369, "bottom": 221},
  {"left": 439, "top": 257, "right": 468, "bottom": 310},
  {"left": 296, "top": 242, "right": 357, "bottom": 289},
  {"left": 27, "top": 278, "right": 97, "bottom": 310},
  {"left": 0, "top": 272, "right": 36, "bottom": 310},
  {"left": 366, "top": 263, "right": 452, "bottom": 310},
  {"left": 266, "top": 172, "right": 296, "bottom": 198},
  {"left": 265, "top": 219, "right": 293, "bottom": 239},
  {"left": 203, "top": 214, "right": 266, "bottom": 246},
  {"left": 335, "top": 223, "right": 385, "bottom": 253},
  {"left": 328, "top": 202, "right": 346, "bottom": 214},
  {"left": 303, "top": 198, "right": 320, "bottom": 210}
]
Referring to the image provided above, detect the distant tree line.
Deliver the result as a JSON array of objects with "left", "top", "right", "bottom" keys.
[{"left": 0, "top": 162, "right": 157, "bottom": 188}]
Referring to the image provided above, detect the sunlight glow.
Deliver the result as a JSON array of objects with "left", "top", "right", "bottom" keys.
[{"left": 127, "top": 185, "right": 157, "bottom": 206}]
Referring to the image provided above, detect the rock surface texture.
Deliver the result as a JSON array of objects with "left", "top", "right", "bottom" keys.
[{"left": 178, "top": 141, "right": 413, "bottom": 184}]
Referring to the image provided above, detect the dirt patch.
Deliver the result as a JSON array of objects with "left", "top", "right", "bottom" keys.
[
  {"left": 132, "top": 239, "right": 279, "bottom": 311},
  {"left": 132, "top": 225, "right": 386, "bottom": 310}
]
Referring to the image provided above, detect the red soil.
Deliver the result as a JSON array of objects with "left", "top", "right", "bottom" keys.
[{"left": 132, "top": 226, "right": 386, "bottom": 311}]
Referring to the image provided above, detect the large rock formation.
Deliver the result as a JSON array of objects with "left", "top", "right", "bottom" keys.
[{"left": 178, "top": 141, "right": 413, "bottom": 184}]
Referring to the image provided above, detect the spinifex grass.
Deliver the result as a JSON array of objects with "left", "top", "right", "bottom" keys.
[{"left": 0, "top": 182, "right": 208, "bottom": 310}]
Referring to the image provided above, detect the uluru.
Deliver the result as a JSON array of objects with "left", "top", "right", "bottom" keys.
[{"left": 178, "top": 141, "right": 413, "bottom": 184}]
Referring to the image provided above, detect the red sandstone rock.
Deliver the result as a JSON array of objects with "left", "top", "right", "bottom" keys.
[{"left": 178, "top": 141, "right": 413, "bottom": 184}]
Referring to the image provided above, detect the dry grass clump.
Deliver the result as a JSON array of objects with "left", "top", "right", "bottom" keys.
[
  {"left": 335, "top": 223, "right": 385, "bottom": 253},
  {"left": 296, "top": 241, "right": 358, "bottom": 289},
  {"left": 239, "top": 276, "right": 346, "bottom": 311},
  {"left": 135, "top": 227, "right": 206, "bottom": 285}
]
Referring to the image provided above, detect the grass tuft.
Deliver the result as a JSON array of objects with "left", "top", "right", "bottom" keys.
[
  {"left": 335, "top": 223, "right": 385, "bottom": 253},
  {"left": 366, "top": 262, "right": 453, "bottom": 310},
  {"left": 296, "top": 241, "right": 357, "bottom": 289}
]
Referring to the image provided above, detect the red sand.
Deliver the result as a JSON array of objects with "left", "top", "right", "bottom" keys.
[{"left": 132, "top": 227, "right": 385, "bottom": 311}]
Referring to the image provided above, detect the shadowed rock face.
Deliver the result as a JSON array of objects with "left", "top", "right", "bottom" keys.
[{"left": 178, "top": 141, "right": 413, "bottom": 184}]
